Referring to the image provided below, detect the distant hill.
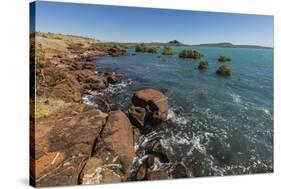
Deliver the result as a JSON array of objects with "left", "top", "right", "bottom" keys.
[
  {"left": 167, "top": 40, "right": 184, "bottom": 45},
  {"left": 193, "top": 42, "right": 272, "bottom": 49}
]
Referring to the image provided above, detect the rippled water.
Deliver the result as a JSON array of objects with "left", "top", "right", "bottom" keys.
[{"left": 94, "top": 46, "right": 273, "bottom": 176}]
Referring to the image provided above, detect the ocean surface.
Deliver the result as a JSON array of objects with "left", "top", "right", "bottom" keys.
[{"left": 89, "top": 46, "right": 273, "bottom": 176}]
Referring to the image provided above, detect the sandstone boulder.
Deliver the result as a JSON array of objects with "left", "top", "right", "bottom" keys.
[
  {"left": 132, "top": 89, "right": 168, "bottom": 122},
  {"left": 128, "top": 105, "right": 146, "bottom": 129},
  {"left": 100, "top": 110, "right": 134, "bottom": 177},
  {"left": 74, "top": 70, "right": 108, "bottom": 90},
  {"left": 79, "top": 157, "right": 123, "bottom": 184},
  {"left": 33, "top": 104, "right": 108, "bottom": 187}
]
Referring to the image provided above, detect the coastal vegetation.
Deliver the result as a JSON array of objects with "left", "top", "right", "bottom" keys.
[
  {"left": 162, "top": 46, "right": 176, "bottom": 55},
  {"left": 198, "top": 61, "right": 209, "bottom": 70},
  {"left": 135, "top": 43, "right": 159, "bottom": 53},
  {"left": 218, "top": 55, "right": 231, "bottom": 62},
  {"left": 179, "top": 50, "right": 202, "bottom": 59},
  {"left": 216, "top": 65, "right": 231, "bottom": 76}
]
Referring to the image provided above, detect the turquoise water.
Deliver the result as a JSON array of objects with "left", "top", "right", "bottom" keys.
[{"left": 95, "top": 46, "right": 273, "bottom": 176}]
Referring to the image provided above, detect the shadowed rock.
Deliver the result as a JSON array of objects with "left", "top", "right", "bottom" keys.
[
  {"left": 147, "top": 170, "right": 169, "bottom": 180},
  {"left": 128, "top": 105, "right": 146, "bottom": 129}
]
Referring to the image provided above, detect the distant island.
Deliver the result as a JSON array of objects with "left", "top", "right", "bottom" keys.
[
  {"left": 106, "top": 41, "right": 272, "bottom": 49},
  {"left": 167, "top": 40, "right": 184, "bottom": 45},
  {"left": 192, "top": 42, "right": 273, "bottom": 49}
]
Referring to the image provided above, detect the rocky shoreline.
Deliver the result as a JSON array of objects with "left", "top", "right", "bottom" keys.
[{"left": 30, "top": 32, "right": 195, "bottom": 187}]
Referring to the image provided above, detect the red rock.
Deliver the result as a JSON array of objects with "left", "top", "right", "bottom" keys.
[
  {"left": 101, "top": 110, "right": 135, "bottom": 177},
  {"left": 132, "top": 89, "right": 168, "bottom": 122},
  {"left": 33, "top": 104, "right": 108, "bottom": 187},
  {"left": 147, "top": 170, "right": 169, "bottom": 180}
]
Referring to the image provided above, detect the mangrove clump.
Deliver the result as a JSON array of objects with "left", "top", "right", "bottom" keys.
[
  {"left": 198, "top": 61, "right": 209, "bottom": 70},
  {"left": 218, "top": 55, "right": 231, "bottom": 62},
  {"left": 135, "top": 43, "right": 158, "bottom": 53},
  {"left": 162, "top": 46, "right": 176, "bottom": 55},
  {"left": 216, "top": 65, "right": 231, "bottom": 76},
  {"left": 179, "top": 50, "right": 202, "bottom": 59}
]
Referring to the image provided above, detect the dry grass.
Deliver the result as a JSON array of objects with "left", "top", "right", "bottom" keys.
[{"left": 30, "top": 97, "right": 70, "bottom": 118}]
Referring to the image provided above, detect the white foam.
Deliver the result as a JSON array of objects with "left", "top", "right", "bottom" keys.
[
  {"left": 167, "top": 107, "right": 188, "bottom": 125},
  {"left": 230, "top": 93, "right": 241, "bottom": 104}
]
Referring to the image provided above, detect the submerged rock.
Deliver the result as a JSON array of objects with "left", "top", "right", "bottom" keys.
[
  {"left": 101, "top": 72, "right": 122, "bottom": 84},
  {"left": 146, "top": 140, "right": 173, "bottom": 163}
]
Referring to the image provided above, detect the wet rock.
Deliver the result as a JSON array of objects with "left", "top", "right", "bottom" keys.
[
  {"left": 128, "top": 105, "right": 146, "bottom": 129},
  {"left": 84, "top": 95, "right": 111, "bottom": 113},
  {"left": 147, "top": 141, "right": 173, "bottom": 163},
  {"left": 173, "top": 106, "right": 184, "bottom": 115},
  {"left": 34, "top": 104, "right": 108, "bottom": 187},
  {"left": 171, "top": 163, "right": 188, "bottom": 178},
  {"left": 109, "top": 104, "right": 123, "bottom": 111},
  {"left": 147, "top": 170, "right": 169, "bottom": 180},
  {"left": 135, "top": 163, "right": 147, "bottom": 180},
  {"left": 108, "top": 47, "right": 126, "bottom": 57},
  {"left": 101, "top": 72, "right": 122, "bottom": 84},
  {"left": 132, "top": 89, "right": 168, "bottom": 122},
  {"left": 146, "top": 155, "right": 155, "bottom": 168}
]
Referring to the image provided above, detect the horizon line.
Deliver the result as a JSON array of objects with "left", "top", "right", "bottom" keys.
[{"left": 32, "top": 31, "right": 274, "bottom": 48}]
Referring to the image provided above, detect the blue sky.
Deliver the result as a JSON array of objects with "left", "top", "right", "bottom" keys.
[{"left": 31, "top": 1, "right": 274, "bottom": 47}]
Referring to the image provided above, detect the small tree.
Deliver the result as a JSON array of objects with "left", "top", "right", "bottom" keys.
[
  {"left": 162, "top": 46, "right": 175, "bottom": 55},
  {"left": 179, "top": 50, "right": 202, "bottom": 59},
  {"left": 198, "top": 61, "right": 209, "bottom": 70},
  {"left": 218, "top": 55, "right": 231, "bottom": 62}
]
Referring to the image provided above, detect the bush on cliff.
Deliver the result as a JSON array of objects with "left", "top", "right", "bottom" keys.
[
  {"left": 162, "top": 46, "right": 176, "bottom": 55},
  {"left": 135, "top": 44, "right": 158, "bottom": 53},
  {"left": 198, "top": 61, "right": 209, "bottom": 70},
  {"left": 216, "top": 65, "right": 231, "bottom": 76},
  {"left": 218, "top": 55, "right": 231, "bottom": 62},
  {"left": 179, "top": 50, "right": 202, "bottom": 59}
]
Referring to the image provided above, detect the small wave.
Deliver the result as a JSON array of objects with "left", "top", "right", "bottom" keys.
[
  {"left": 105, "top": 79, "right": 133, "bottom": 95},
  {"left": 229, "top": 93, "right": 241, "bottom": 104},
  {"left": 257, "top": 107, "right": 273, "bottom": 120},
  {"left": 167, "top": 107, "right": 188, "bottom": 125}
]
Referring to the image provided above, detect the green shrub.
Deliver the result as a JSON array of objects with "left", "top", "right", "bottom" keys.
[
  {"left": 162, "top": 46, "right": 175, "bottom": 55},
  {"left": 135, "top": 43, "right": 158, "bottom": 53},
  {"left": 218, "top": 55, "right": 231, "bottom": 62},
  {"left": 216, "top": 65, "right": 231, "bottom": 76},
  {"left": 179, "top": 50, "right": 202, "bottom": 59},
  {"left": 198, "top": 61, "right": 209, "bottom": 70}
]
